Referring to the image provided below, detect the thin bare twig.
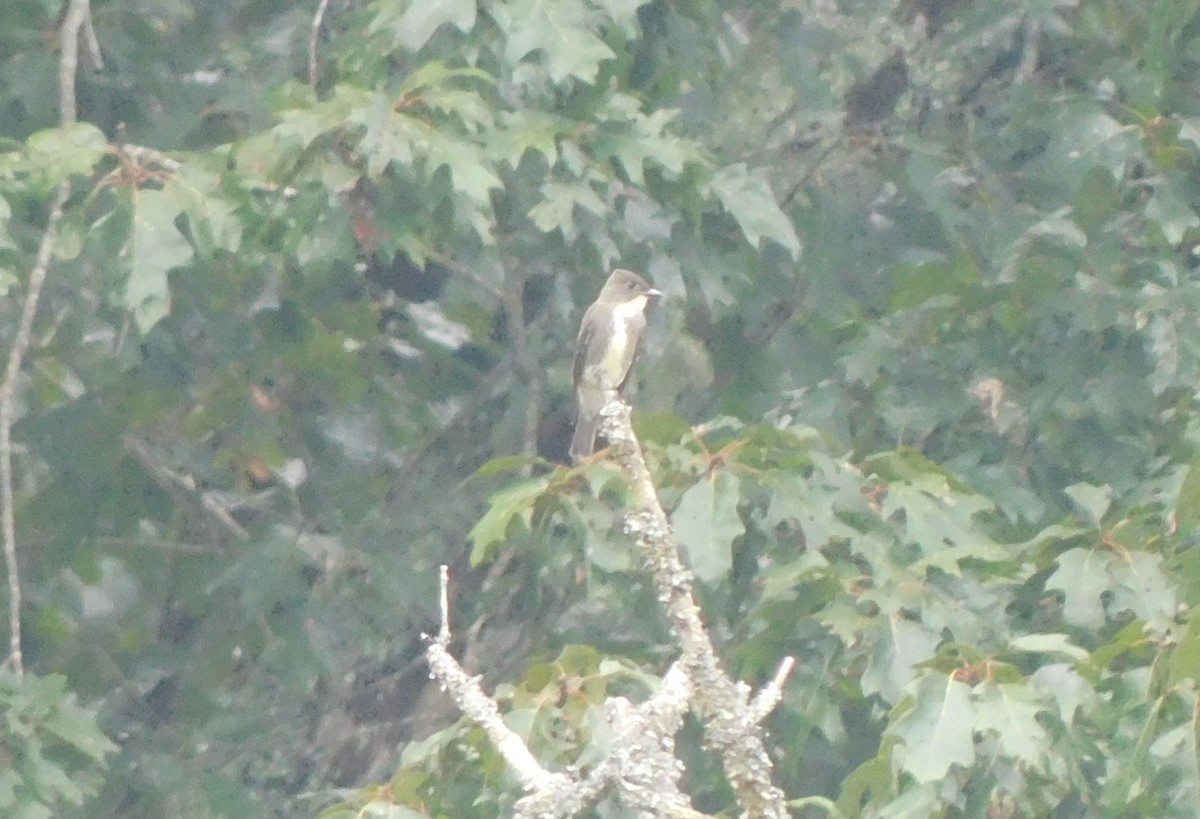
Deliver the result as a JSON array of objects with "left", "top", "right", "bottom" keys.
[
  {"left": 2, "top": 0, "right": 94, "bottom": 677},
  {"left": 503, "top": 268, "right": 542, "bottom": 474},
  {"left": 308, "top": 0, "right": 332, "bottom": 88},
  {"left": 781, "top": 133, "right": 841, "bottom": 208},
  {"left": 123, "top": 436, "right": 249, "bottom": 541},
  {"left": 437, "top": 565, "right": 450, "bottom": 644},
  {"left": 426, "top": 250, "right": 505, "bottom": 300},
  {"left": 57, "top": 0, "right": 90, "bottom": 129},
  {"left": 427, "top": 566, "right": 570, "bottom": 793},
  {"left": 79, "top": 1, "right": 103, "bottom": 72}
]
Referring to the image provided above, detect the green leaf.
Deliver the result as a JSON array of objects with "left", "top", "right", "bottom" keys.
[
  {"left": 39, "top": 697, "right": 120, "bottom": 762},
  {"left": 359, "top": 803, "right": 429, "bottom": 819},
  {"left": 469, "top": 454, "right": 537, "bottom": 479},
  {"left": 369, "top": 0, "right": 477, "bottom": 53},
  {"left": 467, "top": 477, "right": 550, "bottom": 564},
  {"left": 493, "top": 110, "right": 565, "bottom": 167},
  {"left": 1148, "top": 687, "right": 1200, "bottom": 812},
  {"left": 973, "top": 682, "right": 1050, "bottom": 771},
  {"left": 425, "top": 131, "right": 502, "bottom": 205},
  {"left": 879, "top": 474, "right": 1000, "bottom": 569},
  {"left": 601, "top": 107, "right": 697, "bottom": 185},
  {"left": 710, "top": 163, "right": 802, "bottom": 259},
  {"left": 491, "top": 0, "right": 616, "bottom": 84},
  {"left": 1008, "top": 633, "right": 1089, "bottom": 662},
  {"left": 128, "top": 189, "right": 193, "bottom": 333},
  {"left": 1169, "top": 608, "right": 1200, "bottom": 690},
  {"left": 0, "top": 768, "right": 17, "bottom": 807},
  {"left": 1110, "top": 551, "right": 1177, "bottom": 632},
  {"left": 888, "top": 253, "right": 980, "bottom": 311},
  {"left": 397, "top": 61, "right": 495, "bottom": 96},
  {"left": 589, "top": 0, "right": 651, "bottom": 35},
  {"left": 528, "top": 180, "right": 606, "bottom": 240},
  {"left": 765, "top": 472, "right": 860, "bottom": 548},
  {"left": 835, "top": 746, "right": 897, "bottom": 816},
  {"left": 24, "top": 122, "right": 108, "bottom": 183},
  {"left": 888, "top": 674, "right": 976, "bottom": 782},
  {"left": 671, "top": 470, "right": 743, "bottom": 583},
  {"left": 1029, "top": 664, "right": 1094, "bottom": 725},
  {"left": 1176, "top": 462, "right": 1200, "bottom": 531},
  {"left": 0, "top": 194, "right": 15, "bottom": 251},
  {"left": 861, "top": 616, "right": 940, "bottom": 704},
  {"left": 1045, "top": 548, "right": 1111, "bottom": 629},
  {"left": 351, "top": 96, "right": 418, "bottom": 175},
  {"left": 1064, "top": 482, "right": 1113, "bottom": 525},
  {"left": 1147, "top": 174, "right": 1200, "bottom": 244}
]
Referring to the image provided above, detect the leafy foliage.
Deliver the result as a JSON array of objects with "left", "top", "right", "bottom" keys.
[{"left": 0, "top": 672, "right": 117, "bottom": 817}]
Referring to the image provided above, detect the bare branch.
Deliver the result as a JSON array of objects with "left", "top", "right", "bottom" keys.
[
  {"left": 1, "top": 0, "right": 97, "bottom": 677},
  {"left": 308, "top": 0, "right": 332, "bottom": 88},
  {"left": 750, "top": 656, "right": 797, "bottom": 724},
  {"left": 599, "top": 396, "right": 791, "bottom": 817},
  {"left": 503, "top": 268, "right": 542, "bottom": 474},
  {"left": 596, "top": 664, "right": 704, "bottom": 818},
  {"left": 79, "top": 1, "right": 104, "bottom": 72},
  {"left": 437, "top": 564, "right": 451, "bottom": 645},
  {"left": 58, "top": 0, "right": 92, "bottom": 129},
  {"left": 123, "top": 436, "right": 249, "bottom": 541},
  {"left": 426, "top": 566, "right": 570, "bottom": 794},
  {"left": 424, "top": 400, "right": 794, "bottom": 816},
  {"left": 426, "top": 250, "right": 505, "bottom": 300},
  {"left": 432, "top": 567, "right": 706, "bottom": 819}
]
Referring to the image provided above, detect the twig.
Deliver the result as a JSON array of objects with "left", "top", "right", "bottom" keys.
[
  {"left": 88, "top": 536, "right": 224, "bottom": 555},
  {"left": 58, "top": 0, "right": 91, "bottom": 129},
  {"left": 429, "top": 566, "right": 707, "bottom": 819},
  {"left": 781, "top": 133, "right": 841, "bottom": 208},
  {"left": 750, "top": 656, "right": 796, "bottom": 724},
  {"left": 503, "top": 268, "right": 542, "bottom": 474},
  {"left": 123, "top": 436, "right": 249, "bottom": 541},
  {"left": 79, "top": 1, "right": 104, "bottom": 72},
  {"left": 1, "top": 0, "right": 95, "bottom": 678},
  {"left": 0, "top": 184, "right": 65, "bottom": 676},
  {"left": 426, "top": 566, "right": 570, "bottom": 793},
  {"left": 437, "top": 565, "right": 450, "bottom": 644},
  {"left": 308, "top": 0, "right": 332, "bottom": 88},
  {"left": 426, "top": 250, "right": 505, "bottom": 300}
]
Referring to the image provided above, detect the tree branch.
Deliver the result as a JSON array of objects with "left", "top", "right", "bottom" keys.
[
  {"left": 308, "top": 0, "right": 332, "bottom": 88},
  {"left": 423, "top": 396, "right": 795, "bottom": 816},
  {"left": 502, "top": 268, "right": 542, "bottom": 474},
  {"left": 123, "top": 436, "right": 249, "bottom": 542},
  {"left": 426, "top": 567, "right": 571, "bottom": 794},
  {"left": 1, "top": 0, "right": 95, "bottom": 677},
  {"left": 599, "top": 396, "right": 793, "bottom": 817}
]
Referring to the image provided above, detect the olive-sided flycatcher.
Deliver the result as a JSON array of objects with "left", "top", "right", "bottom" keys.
[{"left": 570, "top": 269, "right": 660, "bottom": 462}]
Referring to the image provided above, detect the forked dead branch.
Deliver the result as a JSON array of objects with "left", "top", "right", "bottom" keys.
[{"left": 426, "top": 393, "right": 795, "bottom": 818}]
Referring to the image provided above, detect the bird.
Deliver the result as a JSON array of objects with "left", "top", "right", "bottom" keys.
[{"left": 569, "top": 269, "right": 661, "bottom": 462}]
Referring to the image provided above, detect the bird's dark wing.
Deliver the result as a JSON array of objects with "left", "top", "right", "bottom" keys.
[{"left": 573, "top": 306, "right": 597, "bottom": 388}]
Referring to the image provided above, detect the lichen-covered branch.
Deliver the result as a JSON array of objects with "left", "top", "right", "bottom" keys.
[
  {"left": 424, "top": 395, "right": 795, "bottom": 817},
  {"left": 426, "top": 567, "right": 569, "bottom": 795},
  {"left": 599, "top": 396, "right": 793, "bottom": 818}
]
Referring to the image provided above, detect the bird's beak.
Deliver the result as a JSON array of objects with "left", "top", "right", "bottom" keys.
[{"left": 647, "top": 288, "right": 663, "bottom": 298}]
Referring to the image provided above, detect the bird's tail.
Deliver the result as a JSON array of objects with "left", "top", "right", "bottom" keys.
[{"left": 569, "top": 414, "right": 597, "bottom": 463}]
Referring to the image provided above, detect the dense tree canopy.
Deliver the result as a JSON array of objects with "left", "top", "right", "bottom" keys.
[{"left": 4, "top": 0, "right": 1200, "bottom": 816}]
